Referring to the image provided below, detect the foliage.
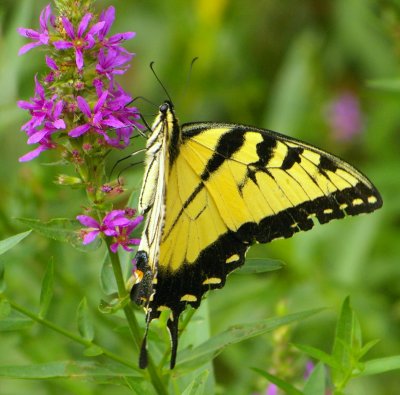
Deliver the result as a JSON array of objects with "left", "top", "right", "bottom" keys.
[{"left": 0, "top": 0, "right": 400, "bottom": 394}]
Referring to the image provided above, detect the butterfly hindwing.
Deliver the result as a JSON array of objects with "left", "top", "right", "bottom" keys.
[{"left": 131, "top": 104, "right": 382, "bottom": 369}]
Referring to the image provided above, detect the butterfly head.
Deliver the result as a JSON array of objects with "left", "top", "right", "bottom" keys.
[{"left": 159, "top": 100, "right": 174, "bottom": 115}]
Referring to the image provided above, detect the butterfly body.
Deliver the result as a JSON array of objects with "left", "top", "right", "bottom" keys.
[{"left": 131, "top": 101, "right": 382, "bottom": 369}]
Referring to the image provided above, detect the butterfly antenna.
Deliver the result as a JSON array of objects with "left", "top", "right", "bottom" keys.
[
  {"left": 150, "top": 61, "right": 173, "bottom": 104},
  {"left": 116, "top": 160, "right": 144, "bottom": 184},
  {"left": 109, "top": 149, "right": 146, "bottom": 180}
]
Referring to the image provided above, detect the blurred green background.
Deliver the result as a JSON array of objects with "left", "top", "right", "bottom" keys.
[{"left": 1, "top": 0, "right": 400, "bottom": 393}]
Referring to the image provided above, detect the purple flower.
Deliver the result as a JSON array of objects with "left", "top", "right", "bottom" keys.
[
  {"left": 77, "top": 209, "right": 143, "bottom": 252},
  {"left": 53, "top": 14, "right": 105, "bottom": 70},
  {"left": 98, "top": 6, "right": 136, "bottom": 51},
  {"left": 69, "top": 92, "right": 126, "bottom": 139},
  {"left": 327, "top": 92, "right": 363, "bottom": 141},
  {"left": 19, "top": 137, "right": 56, "bottom": 162},
  {"left": 266, "top": 384, "right": 278, "bottom": 395},
  {"left": 18, "top": 76, "right": 65, "bottom": 161},
  {"left": 96, "top": 47, "right": 133, "bottom": 79},
  {"left": 17, "top": 4, "right": 55, "bottom": 55}
]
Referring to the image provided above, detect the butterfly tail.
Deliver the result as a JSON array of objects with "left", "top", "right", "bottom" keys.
[{"left": 167, "top": 316, "right": 179, "bottom": 369}]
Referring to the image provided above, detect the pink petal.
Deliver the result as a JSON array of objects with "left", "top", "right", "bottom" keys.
[
  {"left": 19, "top": 145, "right": 47, "bottom": 162},
  {"left": 75, "top": 48, "right": 84, "bottom": 70},
  {"left": 17, "top": 28, "right": 40, "bottom": 39},
  {"left": 61, "top": 16, "right": 75, "bottom": 39},
  {"left": 76, "top": 215, "right": 100, "bottom": 228},
  {"left": 53, "top": 40, "right": 74, "bottom": 50},
  {"left": 53, "top": 119, "right": 66, "bottom": 129},
  {"left": 77, "top": 13, "right": 92, "bottom": 37},
  {"left": 18, "top": 42, "right": 42, "bottom": 55},
  {"left": 94, "top": 91, "right": 109, "bottom": 112},
  {"left": 45, "top": 56, "right": 58, "bottom": 70},
  {"left": 87, "top": 21, "right": 105, "bottom": 37},
  {"left": 69, "top": 123, "right": 91, "bottom": 137},
  {"left": 82, "top": 230, "right": 100, "bottom": 245},
  {"left": 27, "top": 130, "right": 48, "bottom": 144},
  {"left": 76, "top": 96, "right": 91, "bottom": 117}
]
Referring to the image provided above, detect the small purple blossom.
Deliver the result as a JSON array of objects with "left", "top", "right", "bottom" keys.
[
  {"left": 266, "top": 384, "right": 278, "bottom": 395},
  {"left": 17, "top": 4, "right": 55, "bottom": 55},
  {"left": 77, "top": 209, "right": 143, "bottom": 252},
  {"left": 98, "top": 6, "right": 136, "bottom": 51},
  {"left": 53, "top": 13, "right": 105, "bottom": 70},
  {"left": 18, "top": 76, "right": 65, "bottom": 161},
  {"left": 96, "top": 47, "right": 133, "bottom": 79},
  {"left": 327, "top": 92, "right": 363, "bottom": 141},
  {"left": 69, "top": 92, "right": 127, "bottom": 141},
  {"left": 70, "top": 87, "right": 140, "bottom": 148}
]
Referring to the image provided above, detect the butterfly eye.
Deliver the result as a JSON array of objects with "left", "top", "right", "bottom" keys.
[{"left": 159, "top": 102, "right": 169, "bottom": 113}]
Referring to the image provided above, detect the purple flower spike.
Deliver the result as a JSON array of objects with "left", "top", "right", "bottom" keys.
[
  {"left": 53, "top": 14, "right": 105, "bottom": 70},
  {"left": 18, "top": 4, "right": 54, "bottom": 55}
]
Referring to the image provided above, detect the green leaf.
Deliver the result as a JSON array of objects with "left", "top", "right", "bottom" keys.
[
  {"left": 77, "top": 298, "right": 94, "bottom": 341},
  {"left": 0, "top": 299, "right": 11, "bottom": 319},
  {"left": 294, "top": 343, "right": 341, "bottom": 370},
  {"left": 182, "top": 371, "right": 209, "bottom": 395},
  {"left": 360, "top": 356, "right": 400, "bottom": 376},
  {"left": 0, "top": 231, "right": 31, "bottom": 256},
  {"left": 98, "top": 294, "right": 130, "bottom": 314},
  {"left": 332, "top": 297, "right": 354, "bottom": 376},
  {"left": 303, "top": 362, "right": 326, "bottom": 395},
  {"left": 252, "top": 368, "right": 303, "bottom": 395},
  {"left": 177, "top": 308, "right": 323, "bottom": 369},
  {"left": 0, "top": 361, "right": 141, "bottom": 379},
  {"left": 100, "top": 252, "right": 117, "bottom": 295},
  {"left": 17, "top": 218, "right": 100, "bottom": 252},
  {"left": 83, "top": 345, "right": 104, "bottom": 357},
  {"left": 0, "top": 316, "right": 32, "bottom": 332},
  {"left": 39, "top": 259, "right": 54, "bottom": 318},
  {"left": 235, "top": 258, "right": 284, "bottom": 274}
]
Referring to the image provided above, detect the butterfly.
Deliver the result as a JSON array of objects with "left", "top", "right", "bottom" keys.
[{"left": 130, "top": 100, "right": 382, "bottom": 369}]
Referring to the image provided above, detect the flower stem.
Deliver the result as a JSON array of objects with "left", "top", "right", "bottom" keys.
[
  {"left": 3, "top": 296, "right": 137, "bottom": 370},
  {"left": 105, "top": 240, "right": 169, "bottom": 395}
]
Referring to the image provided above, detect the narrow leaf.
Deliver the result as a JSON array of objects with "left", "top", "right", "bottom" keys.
[
  {"left": 0, "top": 361, "right": 141, "bottom": 379},
  {"left": 39, "top": 259, "right": 54, "bottom": 318},
  {"left": 235, "top": 258, "right": 284, "bottom": 274},
  {"left": 17, "top": 218, "right": 100, "bottom": 251},
  {"left": 182, "top": 371, "right": 209, "bottom": 395},
  {"left": 252, "top": 368, "right": 303, "bottom": 395},
  {"left": 294, "top": 343, "right": 341, "bottom": 370},
  {"left": 303, "top": 362, "right": 326, "bottom": 395},
  {"left": 0, "top": 231, "right": 31, "bottom": 255},
  {"left": 177, "top": 308, "right": 323, "bottom": 368},
  {"left": 77, "top": 298, "right": 94, "bottom": 341},
  {"left": 360, "top": 356, "right": 400, "bottom": 376},
  {"left": 332, "top": 297, "right": 354, "bottom": 375}
]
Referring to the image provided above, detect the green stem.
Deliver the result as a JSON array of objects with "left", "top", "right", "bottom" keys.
[
  {"left": 4, "top": 297, "right": 136, "bottom": 370},
  {"left": 105, "top": 240, "right": 169, "bottom": 395}
]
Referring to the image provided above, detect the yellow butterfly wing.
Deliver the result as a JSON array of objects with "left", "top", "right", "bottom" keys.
[
  {"left": 131, "top": 102, "right": 382, "bottom": 369},
  {"left": 146, "top": 121, "right": 381, "bottom": 367}
]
